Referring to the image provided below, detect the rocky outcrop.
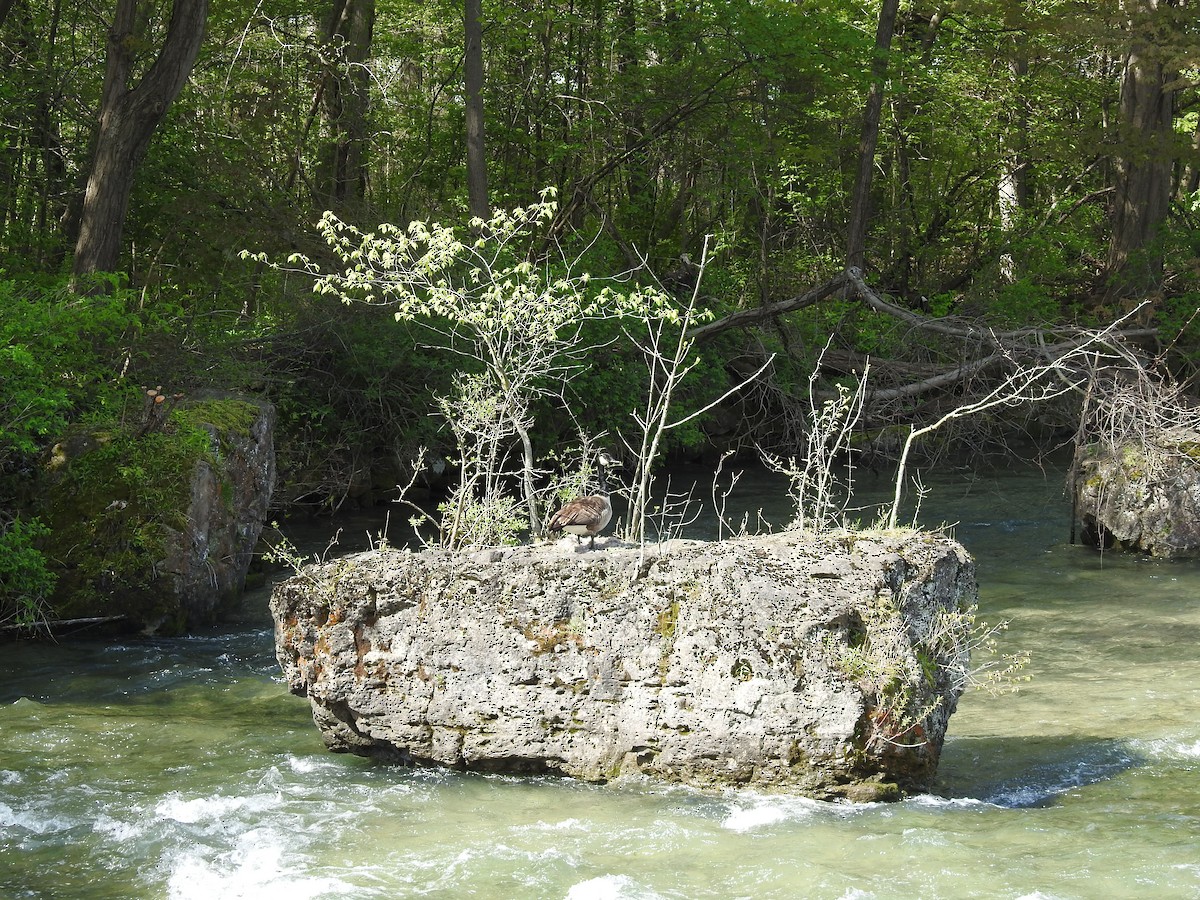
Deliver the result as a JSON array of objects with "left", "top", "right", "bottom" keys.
[
  {"left": 271, "top": 529, "right": 976, "bottom": 801},
  {"left": 43, "top": 395, "right": 276, "bottom": 633},
  {"left": 1074, "top": 430, "right": 1200, "bottom": 557},
  {"left": 164, "top": 396, "right": 277, "bottom": 627}
]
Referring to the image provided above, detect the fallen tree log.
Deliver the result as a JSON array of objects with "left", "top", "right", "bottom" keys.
[
  {"left": 689, "top": 266, "right": 1159, "bottom": 419},
  {"left": 686, "top": 271, "right": 853, "bottom": 343}
]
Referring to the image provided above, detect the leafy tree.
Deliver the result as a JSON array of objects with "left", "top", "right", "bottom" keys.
[
  {"left": 1105, "top": 0, "right": 1187, "bottom": 301},
  {"left": 0, "top": 517, "right": 56, "bottom": 628},
  {"left": 259, "top": 193, "right": 669, "bottom": 542},
  {"left": 846, "top": 0, "right": 901, "bottom": 273},
  {"left": 464, "top": 0, "right": 488, "bottom": 220},
  {"left": 1, "top": 0, "right": 1199, "bottom": 543},
  {"left": 72, "top": 0, "right": 209, "bottom": 283},
  {"left": 318, "top": 0, "right": 376, "bottom": 212}
]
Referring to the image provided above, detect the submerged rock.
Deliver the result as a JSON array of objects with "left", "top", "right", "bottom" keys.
[
  {"left": 1074, "top": 430, "right": 1200, "bottom": 557},
  {"left": 271, "top": 529, "right": 976, "bottom": 800}
]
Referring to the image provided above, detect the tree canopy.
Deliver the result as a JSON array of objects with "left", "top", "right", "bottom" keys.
[
  {"left": 3, "top": 0, "right": 1200, "bottom": 626},
  {"left": 3, "top": 0, "right": 1197, "bottom": 295},
  {"left": 2, "top": 0, "right": 1199, "bottom": 509}
]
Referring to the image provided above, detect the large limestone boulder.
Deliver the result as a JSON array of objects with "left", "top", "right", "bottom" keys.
[
  {"left": 1074, "top": 429, "right": 1200, "bottom": 557},
  {"left": 271, "top": 529, "right": 976, "bottom": 801}
]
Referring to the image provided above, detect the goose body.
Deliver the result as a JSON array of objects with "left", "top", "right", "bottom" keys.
[{"left": 548, "top": 452, "right": 618, "bottom": 549}]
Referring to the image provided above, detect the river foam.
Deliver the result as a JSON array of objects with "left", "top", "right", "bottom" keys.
[
  {"left": 166, "top": 828, "right": 357, "bottom": 900},
  {"left": 1136, "top": 736, "right": 1200, "bottom": 761},
  {"left": 566, "top": 874, "right": 664, "bottom": 900}
]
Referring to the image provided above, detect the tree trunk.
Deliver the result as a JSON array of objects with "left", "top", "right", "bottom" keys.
[
  {"left": 616, "top": 0, "right": 651, "bottom": 240},
  {"left": 886, "top": 7, "right": 943, "bottom": 296},
  {"left": 71, "top": 0, "right": 208, "bottom": 284},
  {"left": 319, "top": 0, "right": 375, "bottom": 211},
  {"left": 846, "top": 0, "right": 901, "bottom": 272},
  {"left": 464, "top": 0, "right": 489, "bottom": 221},
  {"left": 998, "top": 37, "right": 1031, "bottom": 283},
  {"left": 0, "top": 0, "right": 25, "bottom": 242},
  {"left": 1186, "top": 115, "right": 1200, "bottom": 197},
  {"left": 1105, "top": 0, "right": 1176, "bottom": 303},
  {"left": 33, "top": 0, "right": 69, "bottom": 269}
]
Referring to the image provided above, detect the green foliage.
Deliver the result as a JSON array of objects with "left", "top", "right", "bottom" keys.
[
  {"left": 781, "top": 296, "right": 903, "bottom": 360},
  {"left": 175, "top": 399, "right": 261, "bottom": 438},
  {"left": 0, "top": 517, "right": 57, "bottom": 627},
  {"left": 238, "top": 295, "right": 452, "bottom": 508},
  {"left": 0, "top": 341, "right": 69, "bottom": 460},
  {"left": 436, "top": 489, "right": 526, "bottom": 549},
  {"left": 273, "top": 195, "right": 614, "bottom": 537},
  {"left": 0, "top": 274, "right": 197, "bottom": 619},
  {"left": 992, "top": 279, "right": 1060, "bottom": 329},
  {"left": 553, "top": 315, "right": 725, "bottom": 458},
  {"left": 266, "top": 194, "right": 694, "bottom": 546},
  {"left": 1158, "top": 293, "right": 1200, "bottom": 370},
  {"left": 3, "top": 0, "right": 1200, "bottom": 554},
  {"left": 41, "top": 413, "right": 213, "bottom": 620},
  {"left": 0, "top": 276, "right": 134, "bottom": 462}
]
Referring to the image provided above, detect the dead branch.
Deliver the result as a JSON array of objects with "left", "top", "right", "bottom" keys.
[
  {"left": 694, "top": 266, "right": 1156, "bottom": 351},
  {"left": 687, "top": 271, "right": 852, "bottom": 342},
  {"left": 865, "top": 328, "right": 1156, "bottom": 405},
  {"left": 866, "top": 352, "right": 1008, "bottom": 402},
  {"left": 693, "top": 266, "right": 1157, "bottom": 409},
  {"left": 885, "top": 303, "right": 1151, "bottom": 527}
]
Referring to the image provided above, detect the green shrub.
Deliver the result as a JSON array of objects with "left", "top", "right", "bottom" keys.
[
  {"left": 0, "top": 274, "right": 155, "bottom": 616},
  {"left": 0, "top": 517, "right": 56, "bottom": 627},
  {"left": 40, "top": 412, "right": 215, "bottom": 623},
  {"left": 0, "top": 273, "right": 186, "bottom": 459}
]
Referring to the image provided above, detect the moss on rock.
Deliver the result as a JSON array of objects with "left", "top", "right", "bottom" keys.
[
  {"left": 1074, "top": 430, "right": 1200, "bottom": 558},
  {"left": 39, "top": 396, "right": 275, "bottom": 633}
]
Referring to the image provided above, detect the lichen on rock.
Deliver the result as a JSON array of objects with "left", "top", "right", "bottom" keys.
[
  {"left": 1074, "top": 428, "right": 1200, "bottom": 557},
  {"left": 271, "top": 528, "right": 977, "bottom": 800}
]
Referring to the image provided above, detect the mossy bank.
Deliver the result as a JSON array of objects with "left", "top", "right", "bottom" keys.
[{"left": 39, "top": 394, "right": 275, "bottom": 634}]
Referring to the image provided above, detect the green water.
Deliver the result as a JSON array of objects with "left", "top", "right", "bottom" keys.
[{"left": 2, "top": 465, "right": 1199, "bottom": 899}]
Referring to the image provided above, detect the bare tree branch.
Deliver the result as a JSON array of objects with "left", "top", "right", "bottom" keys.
[{"left": 687, "top": 272, "right": 852, "bottom": 342}]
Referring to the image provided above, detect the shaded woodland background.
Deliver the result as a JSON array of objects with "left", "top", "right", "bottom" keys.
[{"left": 2, "top": 0, "right": 1199, "bottom": 555}]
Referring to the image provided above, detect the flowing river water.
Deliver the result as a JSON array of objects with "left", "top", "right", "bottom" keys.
[{"left": 2, "top": 462, "right": 1199, "bottom": 899}]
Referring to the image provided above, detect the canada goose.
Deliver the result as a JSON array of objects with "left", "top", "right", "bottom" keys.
[{"left": 548, "top": 451, "right": 620, "bottom": 549}]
